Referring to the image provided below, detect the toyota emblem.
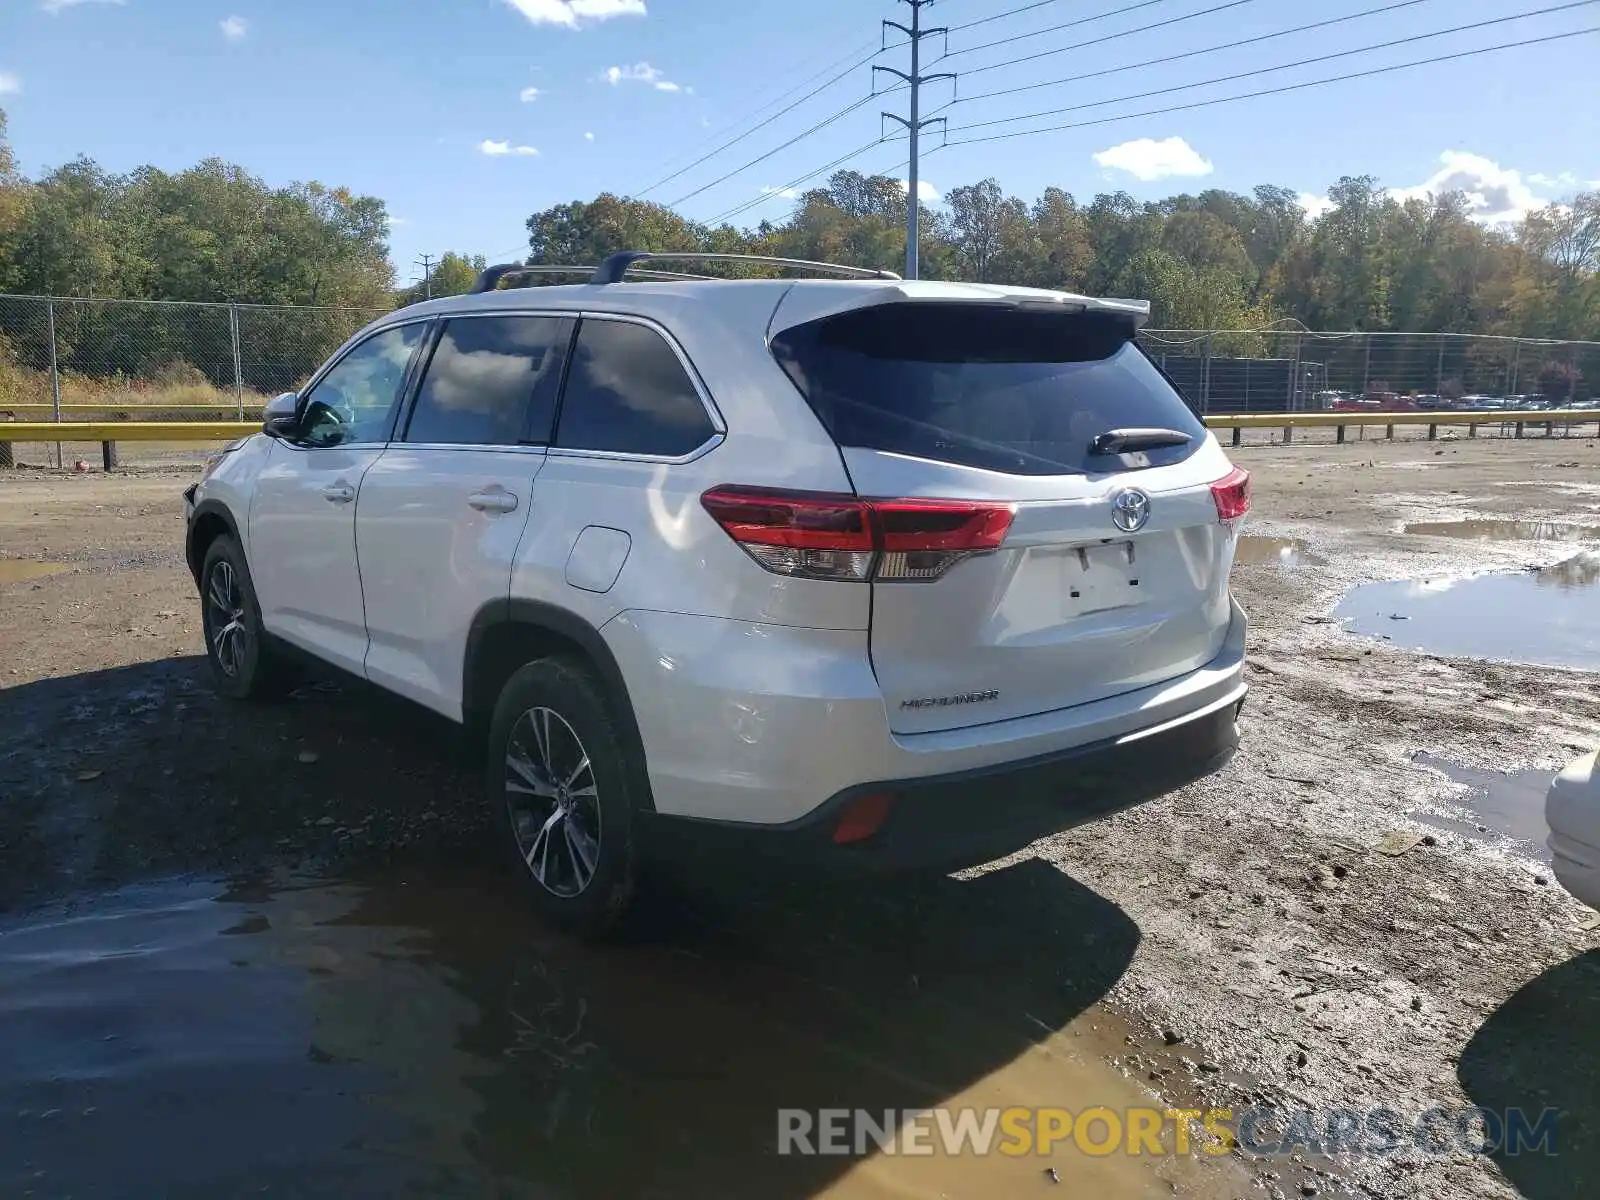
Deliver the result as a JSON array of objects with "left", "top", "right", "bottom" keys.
[{"left": 1110, "top": 488, "right": 1151, "bottom": 533}]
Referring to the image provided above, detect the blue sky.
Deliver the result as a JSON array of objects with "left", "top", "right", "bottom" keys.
[{"left": 1, "top": 0, "right": 1597, "bottom": 286}]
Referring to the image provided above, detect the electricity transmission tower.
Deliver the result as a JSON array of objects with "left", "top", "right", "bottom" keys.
[
  {"left": 874, "top": 0, "right": 953, "bottom": 280},
  {"left": 414, "top": 253, "right": 436, "bottom": 300}
]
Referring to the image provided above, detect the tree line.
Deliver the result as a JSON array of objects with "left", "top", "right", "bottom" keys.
[
  {"left": 2, "top": 105, "right": 1596, "bottom": 348},
  {"left": 520, "top": 172, "right": 1599, "bottom": 340}
]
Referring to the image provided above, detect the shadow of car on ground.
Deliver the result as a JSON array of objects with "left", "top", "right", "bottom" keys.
[
  {"left": 1, "top": 654, "right": 1159, "bottom": 1197},
  {"left": 1458, "top": 948, "right": 1600, "bottom": 1198}
]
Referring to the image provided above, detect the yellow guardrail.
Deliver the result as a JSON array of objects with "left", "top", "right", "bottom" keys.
[
  {"left": 0, "top": 421, "right": 258, "bottom": 442},
  {"left": 0, "top": 404, "right": 262, "bottom": 415}
]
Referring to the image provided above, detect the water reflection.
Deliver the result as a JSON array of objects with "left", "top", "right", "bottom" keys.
[
  {"left": 1233, "top": 537, "right": 1325, "bottom": 568},
  {"left": 1334, "top": 555, "right": 1600, "bottom": 669},
  {"left": 1405, "top": 520, "right": 1600, "bottom": 543},
  {"left": 1411, "top": 753, "right": 1553, "bottom": 856},
  {"left": 0, "top": 863, "right": 1248, "bottom": 1198}
]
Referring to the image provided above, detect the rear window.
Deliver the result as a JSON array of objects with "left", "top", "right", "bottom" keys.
[{"left": 770, "top": 303, "right": 1205, "bottom": 476}]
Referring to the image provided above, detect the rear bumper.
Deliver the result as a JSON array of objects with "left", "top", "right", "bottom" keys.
[{"left": 645, "top": 686, "right": 1243, "bottom": 872}]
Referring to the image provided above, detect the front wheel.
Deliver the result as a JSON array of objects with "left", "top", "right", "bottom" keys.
[
  {"left": 199, "top": 535, "right": 293, "bottom": 700},
  {"left": 487, "top": 657, "right": 640, "bottom": 937}
]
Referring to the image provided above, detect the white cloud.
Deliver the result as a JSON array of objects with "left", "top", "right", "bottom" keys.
[
  {"left": 219, "top": 15, "right": 248, "bottom": 40},
  {"left": 389, "top": 216, "right": 411, "bottom": 227},
  {"left": 479, "top": 139, "right": 539, "bottom": 157},
  {"left": 1390, "top": 151, "right": 1546, "bottom": 224},
  {"left": 1297, "top": 192, "right": 1335, "bottom": 219},
  {"left": 519, "top": 86, "right": 542, "bottom": 102},
  {"left": 896, "top": 179, "right": 941, "bottom": 203},
  {"left": 760, "top": 186, "right": 798, "bottom": 200},
  {"left": 1092, "top": 136, "right": 1213, "bottom": 182},
  {"left": 0, "top": 72, "right": 19, "bottom": 96},
  {"left": 602, "top": 62, "right": 684, "bottom": 92},
  {"left": 1528, "top": 171, "right": 1578, "bottom": 188},
  {"left": 583, "top": 131, "right": 595, "bottom": 142},
  {"left": 41, "top": 0, "right": 123, "bottom": 12},
  {"left": 501, "top": 0, "right": 645, "bottom": 28}
]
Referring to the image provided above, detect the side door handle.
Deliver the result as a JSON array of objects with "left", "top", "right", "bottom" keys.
[
  {"left": 468, "top": 487, "right": 519, "bottom": 515},
  {"left": 321, "top": 482, "right": 356, "bottom": 504}
]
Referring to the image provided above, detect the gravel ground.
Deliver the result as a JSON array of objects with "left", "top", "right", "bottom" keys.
[{"left": 2, "top": 435, "right": 1598, "bottom": 1200}]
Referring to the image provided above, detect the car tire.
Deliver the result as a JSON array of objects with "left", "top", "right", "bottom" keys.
[
  {"left": 487, "top": 656, "right": 640, "bottom": 938},
  {"left": 199, "top": 535, "right": 293, "bottom": 700}
]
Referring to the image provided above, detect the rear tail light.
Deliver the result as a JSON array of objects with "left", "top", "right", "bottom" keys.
[
  {"left": 1210, "top": 466, "right": 1251, "bottom": 522},
  {"left": 700, "top": 486, "right": 1015, "bottom": 583}
]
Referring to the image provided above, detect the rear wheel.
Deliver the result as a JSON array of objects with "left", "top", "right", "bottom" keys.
[
  {"left": 199, "top": 535, "right": 293, "bottom": 700},
  {"left": 487, "top": 657, "right": 639, "bottom": 937}
]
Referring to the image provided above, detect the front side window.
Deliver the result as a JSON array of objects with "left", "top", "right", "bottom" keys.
[
  {"left": 299, "top": 323, "right": 425, "bottom": 448},
  {"left": 554, "top": 318, "right": 716, "bottom": 457},
  {"left": 405, "top": 315, "right": 572, "bottom": 446}
]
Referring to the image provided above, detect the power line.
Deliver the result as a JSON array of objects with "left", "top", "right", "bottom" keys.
[
  {"left": 634, "top": 36, "right": 878, "bottom": 184},
  {"left": 942, "top": 26, "right": 1599, "bottom": 145},
  {"left": 942, "top": 0, "right": 1218, "bottom": 61},
  {"left": 952, "top": 0, "right": 1263, "bottom": 76},
  {"left": 947, "top": 1, "right": 1598, "bottom": 133},
  {"left": 947, "top": 0, "right": 1066, "bottom": 33},
  {"left": 953, "top": 0, "right": 1440, "bottom": 105},
  {"left": 665, "top": 89, "right": 898, "bottom": 209},
  {"left": 635, "top": 44, "right": 890, "bottom": 198},
  {"left": 705, "top": 135, "right": 903, "bottom": 225}
]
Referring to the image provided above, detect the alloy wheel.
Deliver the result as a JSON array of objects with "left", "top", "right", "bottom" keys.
[
  {"left": 505, "top": 706, "right": 602, "bottom": 898},
  {"left": 205, "top": 560, "right": 248, "bottom": 678}
]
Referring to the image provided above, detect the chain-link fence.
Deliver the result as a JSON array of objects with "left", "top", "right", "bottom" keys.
[
  {"left": 1139, "top": 328, "right": 1600, "bottom": 415},
  {"left": 0, "top": 294, "right": 386, "bottom": 421},
  {"left": 4, "top": 294, "right": 1597, "bottom": 423}
]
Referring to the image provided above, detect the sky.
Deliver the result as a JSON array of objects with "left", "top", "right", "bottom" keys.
[{"left": 1, "top": 0, "right": 1597, "bottom": 287}]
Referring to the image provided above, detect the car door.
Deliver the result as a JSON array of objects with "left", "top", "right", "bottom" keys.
[
  {"left": 513, "top": 313, "right": 725, "bottom": 633},
  {"left": 356, "top": 313, "right": 573, "bottom": 720},
  {"left": 249, "top": 320, "right": 427, "bottom": 675}
]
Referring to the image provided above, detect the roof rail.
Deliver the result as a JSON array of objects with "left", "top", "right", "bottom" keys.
[
  {"left": 468, "top": 262, "right": 716, "bottom": 293},
  {"left": 590, "top": 251, "right": 900, "bottom": 284}
]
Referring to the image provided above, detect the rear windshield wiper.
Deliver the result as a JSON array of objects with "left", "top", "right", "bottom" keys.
[{"left": 1088, "top": 427, "right": 1193, "bottom": 455}]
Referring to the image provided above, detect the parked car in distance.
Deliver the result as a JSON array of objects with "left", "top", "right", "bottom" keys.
[
  {"left": 1547, "top": 750, "right": 1600, "bottom": 911},
  {"left": 183, "top": 251, "right": 1250, "bottom": 935}
]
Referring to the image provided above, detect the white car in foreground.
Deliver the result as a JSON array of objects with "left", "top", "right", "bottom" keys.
[
  {"left": 1548, "top": 751, "right": 1600, "bottom": 908},
  {"left": 184, "top": 251, "right": 1250, "bottom": 935}
]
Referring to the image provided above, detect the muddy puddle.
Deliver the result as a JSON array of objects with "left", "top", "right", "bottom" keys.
[
  {"left": 1334, "top": 553, "right": 1600, "bottom": 670},
  {"left": 1234, "top": 536, "right": 1325, "bottom": 568},
  {"left": 1412, "top": 753, "right": 1553, "bottom": 858},
  {"left": 1404, "top": 519, "right": 1600, "bottom": 542},
  {"left": 0, "top": 864, "right": 1248, "bottom": 1198},
  {"left": 0, "top": 559, "right": 68, "bottom": 585}
]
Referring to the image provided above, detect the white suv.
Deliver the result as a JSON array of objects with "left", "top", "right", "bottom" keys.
[{"left": 184, "top": 252, "right": 1250, "bottom": 934}]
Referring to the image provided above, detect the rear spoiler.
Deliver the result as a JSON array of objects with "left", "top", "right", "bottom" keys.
[{"left": 768, "top": 282, "right": 1152, "bottom": 337}]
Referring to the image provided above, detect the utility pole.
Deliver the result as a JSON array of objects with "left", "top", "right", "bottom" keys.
[
  {"left": 414, "top": 253, "right": 436, "bottom": 300},
  {"left": 875, "top": 0, "right": 953, "bottom": 280}
]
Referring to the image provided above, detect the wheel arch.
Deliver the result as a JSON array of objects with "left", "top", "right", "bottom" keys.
[
  {"left": 464, "top": 599, "right": 656, "bottom": 813},
  {"left": 187, "top": 499, "right": 243, "bottom": 587}
]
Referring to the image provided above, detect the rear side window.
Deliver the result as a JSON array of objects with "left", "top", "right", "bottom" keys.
[
  {"left": 405, "top": 315, "right": 571, "bottom": 446},
  {"left": 555, "top": 318, "right": 716, "bottom": 457},
  {"left": 770, "top": 303, "right": 1205, "bottom": 476}
]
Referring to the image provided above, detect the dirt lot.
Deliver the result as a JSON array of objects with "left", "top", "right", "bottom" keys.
[{"left": 2, "top": 435, "right": 1599, "bottom": 1199}]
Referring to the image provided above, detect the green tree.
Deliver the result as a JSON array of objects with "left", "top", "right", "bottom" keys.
[{"left": 397, "top": 252, "right": 485, "bottom": 306}]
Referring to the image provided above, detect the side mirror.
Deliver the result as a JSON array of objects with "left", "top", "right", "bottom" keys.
[{"left": 262, "top": 392, "right": 299, "bottom": 438}]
